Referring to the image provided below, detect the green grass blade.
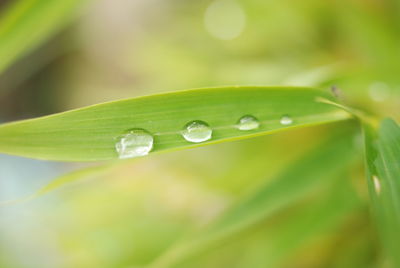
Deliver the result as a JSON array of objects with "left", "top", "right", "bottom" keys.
[
  {"left": 363, "top": 118, "right": 400, "bottom": 267},
  {"left": 259, "top": 176, "right": 361, "bottom": 267},
  {"left": 183, "top": 176, "right": 362, "bottom": 268},
  {"left": 0, "top": 86, "right": 351, "bottom": 161},
  {"left": 148, "top": 132, "right": 358, "bottom": 268},
  {"left": 0, "top": 0, "right": 84, "bottom": 74}
]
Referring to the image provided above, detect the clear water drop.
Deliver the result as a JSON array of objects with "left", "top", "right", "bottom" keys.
[
  {"left": 280, "top": 115, "right": 293, "bottom": 126},
  {"left": 182, "top": 120, "right": 212, "bottom": 143},
  {"left": 115, "top": 129, "right": 154, "bottom": 159},
  {"left": 236, "top": 115, "right": 260, "bottom": 131}
]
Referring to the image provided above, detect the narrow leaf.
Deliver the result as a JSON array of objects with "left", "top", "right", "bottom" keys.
[
  {"left": 0, "top": 86, "right": 351, "bottom": 161},
  {"left": 148, "top": 131, "right": 358, "bottom": 268},
  {"left": 259, "top": 176, "right": 361, "bottom": 267},
  {"left": 0, "top": 0, "right": 84, "bottom": 74},
  {"left": 363, "top": 118, "right": 400, "bottom": 267}
]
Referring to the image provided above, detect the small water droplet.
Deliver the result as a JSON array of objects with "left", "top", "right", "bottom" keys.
[
  {"left": 280, "top": 115, "right": 293, "bottom": 125},
  {"left": 182, "top": 120, "right": 212, "bottom": 143},
  {"left": 115, "top": 129, "right": 154, "bottom": 159},
  {"left": 373, "top": 175, "right": 381, "bottom": 195},
  {"left": 236, "top": 115, "right": 260, "bottom": 131}
]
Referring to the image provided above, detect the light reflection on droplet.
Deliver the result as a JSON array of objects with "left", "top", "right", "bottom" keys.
[
  {"left": 280, "top": 115, "right": 293, "bottom": 126},
  {"left": 115, "top": 129, "right": 154, "bottom": 159},
  {"left": 236, "top": 115, "right": 260, "bottom": 131},
  {"left": 182, "top": 120, "right": 212, "bottom": 143}
]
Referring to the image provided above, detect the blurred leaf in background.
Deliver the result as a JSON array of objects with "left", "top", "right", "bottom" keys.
[
  {"left": 0, "top": 0, "right": 399, "bottom": 268},
  {"left": 364, "top": 119, "right": 400, "bottom": 267}
]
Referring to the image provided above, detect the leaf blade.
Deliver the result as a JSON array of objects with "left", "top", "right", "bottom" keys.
[
  {"left": 148, "top": 131, "right": 358, "bottom": 268},
  {"left": 363, "top": 118, "right": 400, "bottom": 267},
  {"left": 0, "top": 86, "right": 351, "bottom": 161},
  {"left": 0, "top": 0, "right": 83, "bottom": 74}
]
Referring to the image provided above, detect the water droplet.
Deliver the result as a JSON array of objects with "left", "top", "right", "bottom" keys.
[
  {"left": 236, "top": 115, "right": 260, "bottom": 131},
  {"left": 373, "top": 175, "right": 381, "bottom": 195},
  {"left": 115, "top": 129, "right": 154, "bottom": 159},
  {"left": 280, "top": 115, "right": 293, "bottom": 126},
  {"left": 182, "top": 120, "right": 212, "bottom": 143}
]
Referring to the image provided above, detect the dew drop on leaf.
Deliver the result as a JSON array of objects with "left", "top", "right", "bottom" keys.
[
  {"left": 182, "top": 120, "right": 212, "bottom": 143},
  {"left": 236, "top": 115, "right": 260, "bottom": 131},
  {"left": 115, "top": 129, "right": 154, "bottom": 159},
  {"left": 280, "top": 115, "right": 293, "bottom": 126}
]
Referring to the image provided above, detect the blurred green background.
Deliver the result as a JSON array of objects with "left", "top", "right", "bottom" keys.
[{"left": 0, "top": 0, "right": 399, "bottom": 267}]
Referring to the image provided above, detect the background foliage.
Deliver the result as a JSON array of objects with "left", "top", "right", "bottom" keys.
[{"left": 0, "top": 0, "right": 399, "bottom": 267}]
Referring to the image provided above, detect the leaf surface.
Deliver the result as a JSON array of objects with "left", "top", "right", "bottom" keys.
[
  {"left": 363, "top": 118, "right": 400, "bottom": 267},
  {"left": 0, "top": 0, "right": 84, "bottom": 74},
  {"left": 148, "top": 132, "right": 358, "bottom": 268},
  {"left": 0, "top": 86, "right": 351, "bottom": 161}
]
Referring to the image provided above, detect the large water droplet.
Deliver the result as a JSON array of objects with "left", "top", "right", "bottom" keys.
[
  {"left": 115, "top": 129, "right": 154, "bottom": 159},
  {"left": 236, "top": 115, "right": 260, "bottom": 131},
  {"left": 182, "top": 120, "right": 212, "bottom": 143},
  {"left": 280, "top": 115, "right": 293, "bottom": 126}
]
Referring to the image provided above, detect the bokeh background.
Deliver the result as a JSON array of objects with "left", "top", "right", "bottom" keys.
[{"left": 0, "top": 0, "right": 399, "bottom": 267}]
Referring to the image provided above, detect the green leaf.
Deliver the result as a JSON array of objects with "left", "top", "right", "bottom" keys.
[
  {"left": 0, "top": 86, "right": 351, "bottom": 161},
  {"left": 147, "top": 131, "right": 358, "bottom": 268},
  {"left": 0, "top": 0, "right": 83, "bottom": 74},
  {"left": 363, "top": 118, "right": 400, "bottom": 267},
  {"left": 258, "top": 175, "right": 361, "bottom": 267},
  {"left": 182, "top": 175, "right": 361, "bottom": 268}
]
